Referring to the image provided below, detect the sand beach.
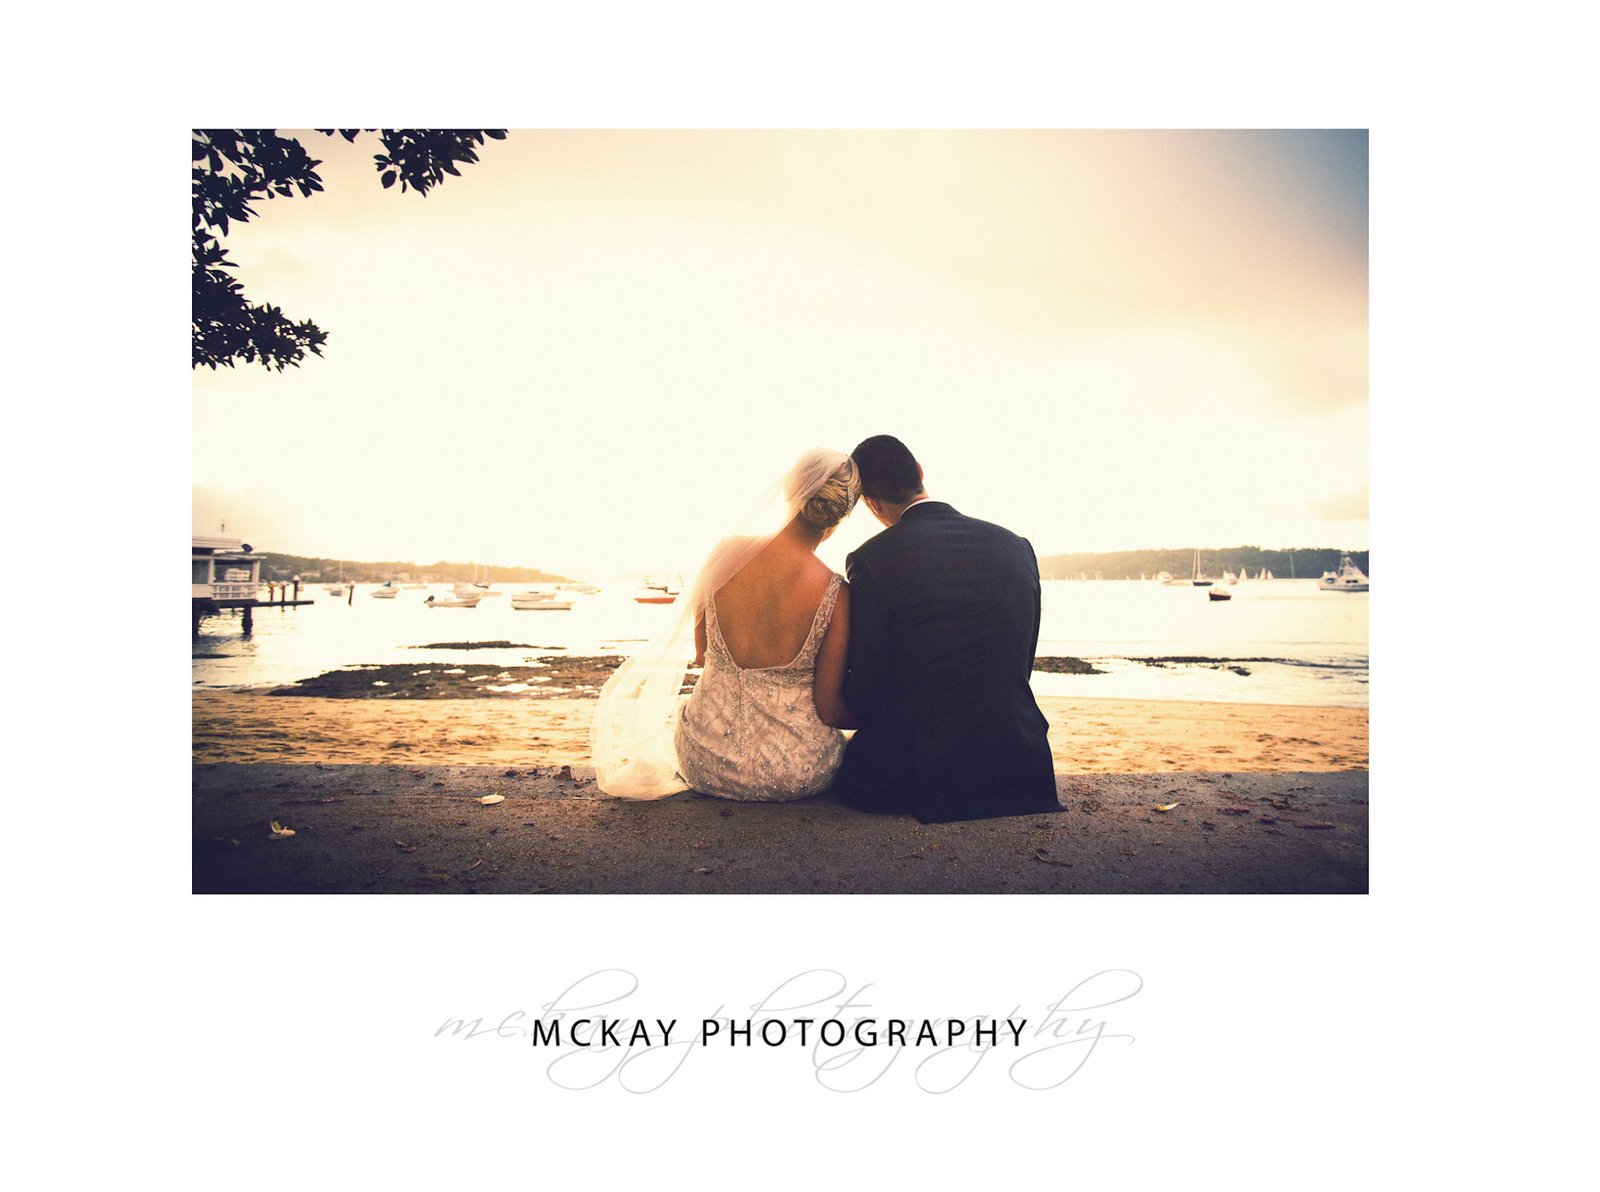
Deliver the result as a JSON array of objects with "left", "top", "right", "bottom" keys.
[{"left": 192, "top": 689, "right": 1366, "bottom": 894}]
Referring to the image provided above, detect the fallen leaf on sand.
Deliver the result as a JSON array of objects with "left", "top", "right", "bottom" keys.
[
  {"left": 479, "top": 794, "right": 506, "bottom": 805},
  {"left": 1155, "top": 802, "right": 1179, "bottom": 812},
  {"left": 269, "top": 821, "right": 295, "bottom": 839},
  {"left": 394, "top": 839, "right": 418, "bottom": 853},
  {"left": 1033, "top": 849, "right": 1073, "bottom": 867},
  {"left": 693, "top": 866, "right": 712, "bottom": 874}
]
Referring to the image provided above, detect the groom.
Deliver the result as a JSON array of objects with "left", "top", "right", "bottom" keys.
[{"left": 833, "top": 435, "right": 1060, "bottom": 823}]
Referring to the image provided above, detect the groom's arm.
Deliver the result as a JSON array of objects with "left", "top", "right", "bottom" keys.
[
  {"left": 1021, "top": 536, "right": 1045, "bottom": 684},
  {"left": 842, "top": 549, "right": 888, "bottom": 722}
]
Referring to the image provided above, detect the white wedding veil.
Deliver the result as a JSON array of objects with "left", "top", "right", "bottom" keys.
[{"left": 591, "top": 447, "right": 855, "bottom": 798}]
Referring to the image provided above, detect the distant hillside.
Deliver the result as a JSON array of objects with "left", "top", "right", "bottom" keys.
[
  {"left": 254, "top": 552, "right": 570, "bottom": 585},
  {"left": 1037, "top": 547, "right": 1368, "bottom": 581}
]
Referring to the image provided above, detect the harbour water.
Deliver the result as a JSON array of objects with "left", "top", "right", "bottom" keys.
[{"left": 193, "top": 578, "right": 1367, "bottom": 707}]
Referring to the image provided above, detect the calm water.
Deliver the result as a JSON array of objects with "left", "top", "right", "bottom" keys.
[{"left": 193, "top": 578, "right": 1367, "bottom": 707}]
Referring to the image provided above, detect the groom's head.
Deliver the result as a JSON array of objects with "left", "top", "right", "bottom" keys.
[{"left": 852, "top": 435, "right": 926, "bottom": 527}]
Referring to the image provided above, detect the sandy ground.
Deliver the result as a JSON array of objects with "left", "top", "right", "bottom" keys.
[
  {"left": 193, "top": 764, "right": 1367, "bottom": 894},
  {"left": 192, "top": 691, "right": 1367, "bottom": 772},
  {"left": 192, "top": 691, "right": 1366, "bottom": 893}
]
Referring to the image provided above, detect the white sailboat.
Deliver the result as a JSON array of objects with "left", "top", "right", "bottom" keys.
[
  {"left": 1191, "top": 551, "right": 1213, "bottom": 587},
  {"left": 1319, "top": 554, "right": 1369, "bottom": 592},
  {"left": 1260, "top": 567, "right": 1274, "bottom": 581}
]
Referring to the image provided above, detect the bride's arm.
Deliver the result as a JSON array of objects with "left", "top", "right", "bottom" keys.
[
  {"left": 692, "top": 611, "right": 706, "bottom": 668},
  {"left": 813, "top": 585, "right": 855, "bottom": 728}
]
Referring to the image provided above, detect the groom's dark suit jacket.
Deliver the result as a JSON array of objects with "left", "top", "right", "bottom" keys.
[{"left": 834, "top": 501, "right": 1060, "bottom": 823}]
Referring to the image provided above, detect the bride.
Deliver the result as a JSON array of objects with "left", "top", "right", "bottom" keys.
[{"left": 592, "top": 449, "right": 860, "bottom": 800}]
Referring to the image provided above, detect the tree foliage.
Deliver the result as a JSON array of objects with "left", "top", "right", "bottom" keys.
[{"left": 192, "top": 128, "right": 506, "bottom": 372}]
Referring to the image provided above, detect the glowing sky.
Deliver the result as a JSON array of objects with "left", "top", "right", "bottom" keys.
[{"left": 193, "top": 129, "right": 1367, "bottom": 576}]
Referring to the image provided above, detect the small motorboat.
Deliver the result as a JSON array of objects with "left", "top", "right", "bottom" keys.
[
  {"left": 426, "top": 593, "right": 481, "bottom": 608},
  {"left": 634, "top": 579, "right": 679, "bottom": 604},
  {"left": 1208, "top": 588, "right": 1232, "bottom": 601},
  {"left": 1319, "top": 555, "right": 1369, "bottom": 592},
  {"left": 559, "top": 582, "right": 601, "bottom": 595},
  {"left": 370, "top": 581, "right": 399, "bottom": 599},
  {"left": 512, "top": 590, "right": 573, "bottom": 610}
]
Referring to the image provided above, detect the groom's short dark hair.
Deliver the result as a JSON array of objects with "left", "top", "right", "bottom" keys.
[{"left": 852, "top": 435, "right": 925, "bottom": 503}]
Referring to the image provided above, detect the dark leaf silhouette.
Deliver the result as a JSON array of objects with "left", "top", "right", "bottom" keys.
[{"left": 192, "top": 128, "right": 507, "bottom": 372}]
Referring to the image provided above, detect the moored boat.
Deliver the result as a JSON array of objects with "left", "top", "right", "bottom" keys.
[
  {"left": 426, "top": 593, "right": 481, "bottom": 608},
  {"left": 1208, "top": 588, "right": 1232, "bottom": 601},
  {"left": 1319, "top": 555, "right": 1369, "bottom": 592},
  {"left": 512, "top": 590, "right": 573, "bottom": 610},
  {"left": 634, "top": 579, "right": 680, "bottom": 604}
]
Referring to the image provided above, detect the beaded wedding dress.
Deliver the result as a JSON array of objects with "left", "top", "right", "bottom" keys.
[
  {"left": 592, "top": 448, "right": 853, "bottom": 800},
  {"left": 674, "top": 573, "right": 845, "bottom": 801}
]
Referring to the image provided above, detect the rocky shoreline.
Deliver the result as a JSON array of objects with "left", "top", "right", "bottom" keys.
[{"left": 264, "top": 655, "right": 1324, "bottom": 699}]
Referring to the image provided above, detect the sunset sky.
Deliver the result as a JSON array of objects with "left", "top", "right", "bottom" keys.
[{"left": 193, "top": 129, "right": 1367, "bottom": 577}]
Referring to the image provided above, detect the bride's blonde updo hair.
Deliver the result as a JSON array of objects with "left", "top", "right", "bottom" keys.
[{"left": 785, "top": 449, "right": 861, "bottom": 534}]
